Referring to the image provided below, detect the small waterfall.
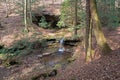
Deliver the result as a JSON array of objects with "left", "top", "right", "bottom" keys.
[{"left": 58, "top": 38, "right": 65, "bottom": 52}]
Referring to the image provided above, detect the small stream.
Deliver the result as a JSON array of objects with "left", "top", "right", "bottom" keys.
[
  {"left": 26, "top": 39, "right": 76, "bottom": 79},
  {"left": 0, "top": 38, "right": 80, "bottom": 80},
  {"left": 39, "top": 39, "right": 75, "bottom": 70}
]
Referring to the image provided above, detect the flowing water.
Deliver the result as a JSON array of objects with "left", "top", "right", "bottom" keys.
[
  {"left": 39, "top": 39, "right": 74, "bottom": 70},
  {"left": 58, "top": 38, "right": 65, "bottom": 52}
]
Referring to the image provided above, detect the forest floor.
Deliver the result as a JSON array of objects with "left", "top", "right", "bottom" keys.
[
  {"left": 51, "top": 27, "right": 120, "bottom": 80},
  {"left": 0, "top": 3, "right": 120, "bottom": 80}
]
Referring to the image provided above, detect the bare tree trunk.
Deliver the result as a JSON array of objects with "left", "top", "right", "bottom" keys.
[
  {"left": 86, "top": 18, "right": 94, "bottom": 62},
  {"left": 24, "top": 0, "right": 29, "bottom": 32},
  {"left": 74, "top": 0, "right": 78, "bottom": 36},
  {"left": 28, "top": 0, "right": 32, "bottom": 25},
  {"left": 29, "top": 0, "right": 32, "bottom": 24},
  {"left": 85, "top": 0, "right": 91, "bottom": 62},
  {"left": 90, "top": 0, "right": 111, "bottom": 54},
  {"left": 5, "top": 0, "right": 8, "bottom": 17},
  {"left": 8, "top": 0, "right": 11, "bottom": 14}
]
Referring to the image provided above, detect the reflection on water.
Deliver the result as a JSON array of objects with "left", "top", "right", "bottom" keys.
[
  {"left": 38, "top": 39, "right": 75, "bottom": 70},
  {"left": 43, "top": 51, "right": 71, "bottom": 63},
  {"left": 40, "top": 50, "right": 72, "bottom": 69}
]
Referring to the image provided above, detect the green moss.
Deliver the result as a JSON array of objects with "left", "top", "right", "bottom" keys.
[
  {"left": 53, "top": 64, "right": 61, "bottom": 69},
  {"left": 0, "top": 54, "right": 7, "bottom": 60},
  {"left": 67, "top": 57, "right": 76, "bottom": 63}
]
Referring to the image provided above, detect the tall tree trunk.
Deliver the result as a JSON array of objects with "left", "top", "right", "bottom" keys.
[
  {"left": 5, "top": 0, "right": 8, "bottom": 17},
  {"left": 24, "top": 0, "right": 28, "bottom": 32},
  {"left": 74, "top": 0, "right": 78, "bottom": 36},
  {"left": 86, "top": 19, "right": 94, "bottom": 61},
  {"left": 8, "top": 0, "right": 11, "bottom": 14},
  {"left": 28, "top": 0, "right": 32, "bottom": 25},
  {"left": 90, "top": 0, "right": 111, "bottom": 54},
  {"left": 85, "top": 0, "right": 94, "bottom": 62}
]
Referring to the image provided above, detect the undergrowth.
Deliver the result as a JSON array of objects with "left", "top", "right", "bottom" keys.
[{"left": 0, "top": 39, "right": 46, "bottom": 66}]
